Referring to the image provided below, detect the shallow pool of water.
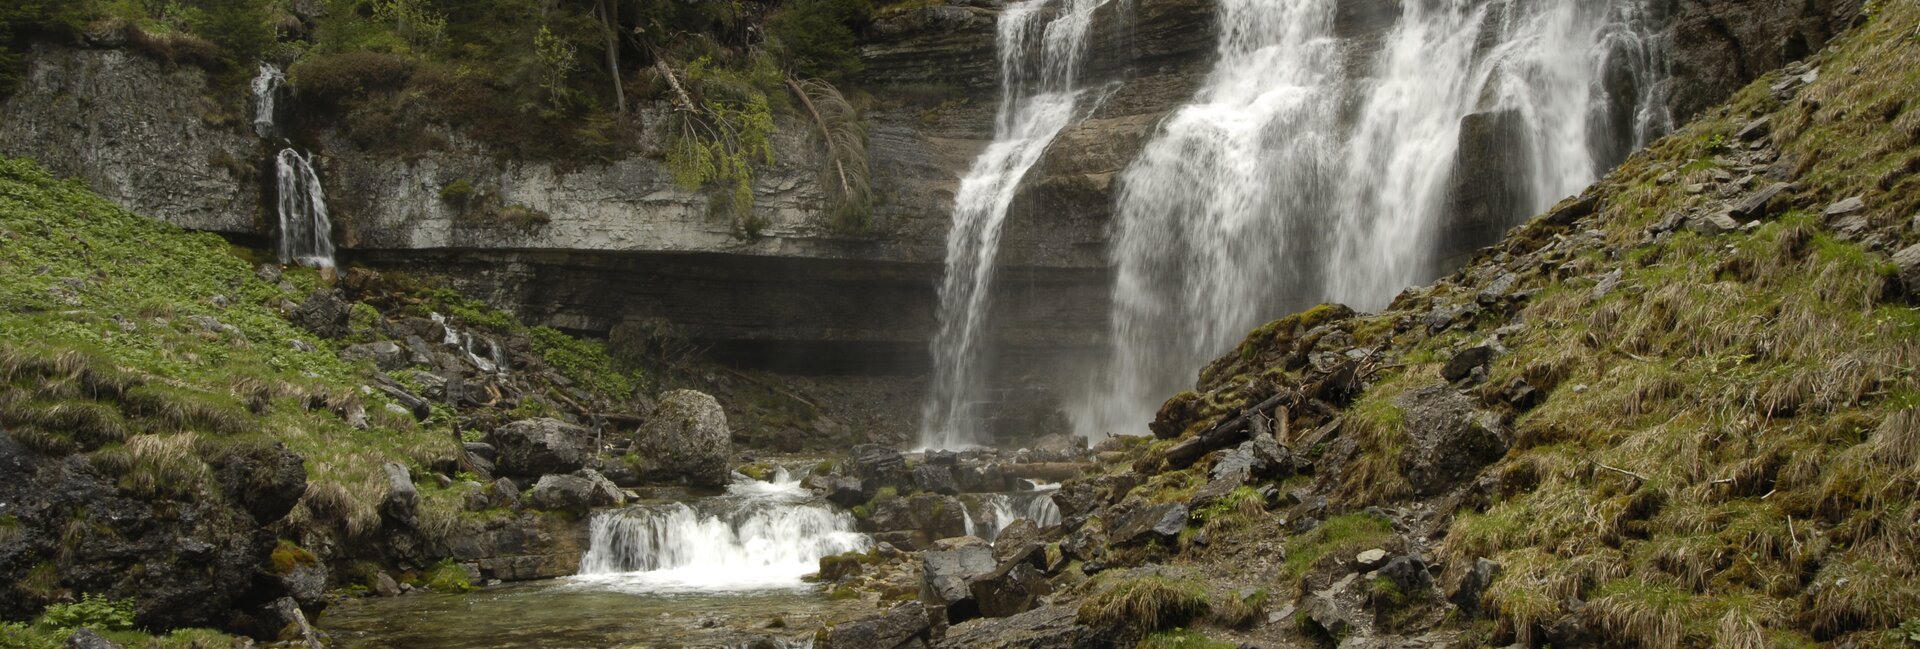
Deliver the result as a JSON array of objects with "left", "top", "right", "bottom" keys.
[{"left": 319, "top": 578, "right": 864, "bottom": 649}]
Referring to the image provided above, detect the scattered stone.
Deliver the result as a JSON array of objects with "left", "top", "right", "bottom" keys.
[
  {"left": 1689, "top": 211, "right": 1744, "bottom": 235},
  {"left": 289, "top": 289, "right": 351, "bottom": 339},
  {"left": 1449, "top": 558, "right": 1501, "bottom": 618},
  {"left": 340, "top": 341, "right": 408, "bottom": 371},
  {"left": 1380, "top": 556, "right": 1433, "bottom": 594},
  {"left": 380, "top": 462, "right": 418, "bottom": 526},
  {"left": 1590, "top": 269, "right": 1622, "bottom": 301},
  {"left": 1395, "top": 386, "right": 1508, "bottom": 497},
  {"left": 1823, "top": 196, "right": 1865, "bottom": 218},
  {"left": 1304, "top": 573, "right": 1364, "bottom": 637},
  {"left": 1896, "top": 244, "right": 1920, "bottom": 299},
  {"left": 1354, "top": 548, "right": 1389, "bottom": 570},
  {"left": 633, "top": 390, "right": 734, "bottom": 487},
  {"left": 1475, "top": 273, "right": 1519, "bottom": 304},
  {"left": 1109, "top": 503, "right": 1188, "bottom": 547},
  {"left": 1735, "top": 116, "right": 1772, "bottom": 141},
  {"left": 373, "top": 572, "right": 401, "bottom": 597},
  {"left": 1440, "top": 345, "right": 1496, "bottom": 384},
  {"left": 489, "top": 418, "right": 590, "bottom": 478},
  {"left": 65, "top": 628, "right": 124, "bottom": 649},
  {"left": 1729, "top": 182, "right": 1792, "bottom": 221}
]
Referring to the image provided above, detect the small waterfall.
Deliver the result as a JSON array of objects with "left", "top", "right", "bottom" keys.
[
  {"left": 920, "top": 0, "right": 1112, "bottom": 450},
  {"left": 432, "top": 313, "right": 506, "bottom": 374},
  {"left": 968, "top": 483, "right": 1064, "bottom": 541},
  {"left": 274, "top": 149, "right": 336, "bottom": 269},
  {"left": 251, "top": 63, "right": 284, "bottom": 138},
  {"left": 575, "top": 469, "right": 868, "bottom": 592},
  {"left": 1076, "top": 0, "right": 1671, "bottom": 437},
  {"left": 1026, "top": 482, "right": 1062, "bottom": 527}
]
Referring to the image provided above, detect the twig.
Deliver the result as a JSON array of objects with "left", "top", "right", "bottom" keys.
[{"left": 1594, "top": 461, "right": 1648, "bottom": 482}]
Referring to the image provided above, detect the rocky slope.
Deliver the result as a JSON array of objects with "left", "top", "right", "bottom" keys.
[
  {"left": 803, "top": 2, "right": 1920, "bottom": 647},
  {"left": 0, "top": 0, "right": 1862, "bottom": 446}
]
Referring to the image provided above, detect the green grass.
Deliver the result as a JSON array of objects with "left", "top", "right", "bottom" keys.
[
  {"left": 1077, "top": 575, "right": 1212, "bottom": 635},
  {"left": 1135, "top": 628, "right": 1238, "bottom": 649},
  {"left": 1279, "top": 513, "right": 1396, "bottom": 586}
]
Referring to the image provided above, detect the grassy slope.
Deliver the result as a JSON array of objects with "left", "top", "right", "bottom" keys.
[
  {"left": 0, "top": 153, "right": 642, "bottom": 620},
  {"left": 1126, "top": 3, "right": 1920, "bottom": 648}
]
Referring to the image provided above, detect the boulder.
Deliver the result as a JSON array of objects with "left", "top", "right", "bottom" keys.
[
  {"left": 1304, "top": 573, "right": 1366, "bottom": 638},
  {"left": 1381, "top": 556, "right": 1433, "bottom": 595},
  {"left": 820, "top": 604, "right": 930, "bottom": 649},
  {"left": 1395, "top": 386, "right": 1509, "bottom": 497},
  {"left": 1449, "top": 557, "right": 1501, "bottom": 618},
  {"left": 1729, "top": 182, "right": 1792, "bottom": 221},
  {"left": 633, "top": 390, "right": 733, "bottom": 487},
  {"left": 969, "top": 558, "right": 1050, "bottom": 618},
  {"left": 871, "top": 493, "right": 968, "bottom": 540},
  {"left": 913, "top": 463, "right": 960, "bottom": 495},
  {"left": 850, "top": 444, "right": 912, "bottom": 491},
  {"left": 207, "top": 441, "right": 308, "bottom": 525},
  {"left": 485, "top": 478, "right": 520, "bottom": 510},
  {"left": 380, "top": 462, "right": 418, "bottom": 526},
  {"left": 280, "top": 561, "right": 328, "bottom": 608},
  {"left": 1440, "top": 345, "right": 1496, "bottom": 383},
  {"left": 992, "top": 519, "right": 1043, "bottom": 563},
  {"left": 527, "top": 474, "right": 601, "bottom": 513},
  {"left": 489, "top": 418, "right": 590, "bottom": 478},
  {"left": 1894, "top": 243, "right": 1920, "bottom": 298},
  {"left": 373, "top": 572, "right": 401, "bottom": 597},
  {"left": 825, "top": 476, "right": 868, "bottom": 508},
  {"left": 340, "top": 341, "right": 408, "bottom": 371},
  {"left": 574, "top": 468, "right": 626, "bottom": 507},
  {"left": 289, "top": 289, "right": 350, "bottom": 339},
  {"left": 921, "top": 545, "right": 998, "bottom": 624},
  {"left": 1109, "top": 503, "right": 1188, "bottom": 547}
]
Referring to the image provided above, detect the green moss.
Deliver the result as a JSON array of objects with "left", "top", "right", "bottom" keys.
[
  {"left": 423, "top": 558, "right": 473, "bottom": 593},
  {"left": 269, "top": 540, "right": 318, "bottom": 575},
  {"left": 827, "top": 586, "right": 859, "bottom": 600}
]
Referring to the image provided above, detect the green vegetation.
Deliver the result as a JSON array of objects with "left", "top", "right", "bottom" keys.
[
  {"left": 1135, "top": 628, "right": 1238, "bottom": 649},
  {"left": 268, "top": 540, "right": 317, "bottom": 575},
  {"left": 1278, "top": 513, "right": 1394, "bottom": 586},
  {"left": 423, "top": 558, "right": 473, "bottom": 593},
  {"left": 39, "top": 595, "right": 135, "bottom": 632},
  {"left": 1077, "top": 574, "right": 1212, "bottom": 636}
]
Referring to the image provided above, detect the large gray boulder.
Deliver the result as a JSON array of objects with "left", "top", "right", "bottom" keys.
[
  {"left": 633, "top": 390, "right": 732, "bottom": 487},
  {"left": 489, "top": 418, "right": 590, "bottom": 478},
  {"left": 526, "top": 475, "right": 600, "bottom": 513}
]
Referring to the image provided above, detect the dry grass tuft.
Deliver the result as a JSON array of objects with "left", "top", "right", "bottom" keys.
[{"left": 1076, "top": 574, "right": 1212, "bottom": 635}]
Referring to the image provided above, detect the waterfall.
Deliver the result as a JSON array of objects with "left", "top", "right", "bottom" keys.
[
  {"left": 274, "top": 149, "right": 336, "bottom": 269},
  {"left": 967, "top": 483, "right": 1064, "bottom": 541},
  {"left": 1026, "top": 482, "right": 1062, "bottom": 527},
  {"left": 920, "top": 0, "right": 1113, "bottom": 450},
  {"left": 1075, "top": 0, "right": 1670, "bottom": 437},
  {"left": 574, "top": 469, "right": 868, "bottom": 592},
  {"left": 251, "top": 63, "right": 284, "bottom": 139}
]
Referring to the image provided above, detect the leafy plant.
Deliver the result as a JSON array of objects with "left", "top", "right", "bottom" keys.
[{"left": 39, "top": 595, "right": 136, "bottom": 632}]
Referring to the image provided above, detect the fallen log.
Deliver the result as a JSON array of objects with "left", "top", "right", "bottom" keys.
[
  {"left": 1159, "top": 391, "right": 1297, "bottom": 472},
  {"left": 1002, "top": 462, "right": 1092, "bottom": 483}
]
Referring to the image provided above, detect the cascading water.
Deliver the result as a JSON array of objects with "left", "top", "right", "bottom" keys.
[
  {"left": 251, "top": 63, "right": 284, "bottom": 139},
  {"left": 1075, "top": 0, "right": 1670, "bottom": 437},
  {"left": 274, "top": 149, "right": 336, "bottom": 269},
  {"left": 921, "top": 0, "right": 1113, "bottom": 450},
  {"left": 574, "top": 468, "right": 867, "bottom": 592},
  {"left": 965, "top": 482, "right": 1064, "bottom": 541}
]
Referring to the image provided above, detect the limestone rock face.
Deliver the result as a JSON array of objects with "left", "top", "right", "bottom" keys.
[{"left": 633, "top": 390, "right": 733, "bottom": 487}]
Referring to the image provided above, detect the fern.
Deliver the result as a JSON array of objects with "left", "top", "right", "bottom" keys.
[{"left": 660, "top": 56, "right": 777, "bottom": 238}]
